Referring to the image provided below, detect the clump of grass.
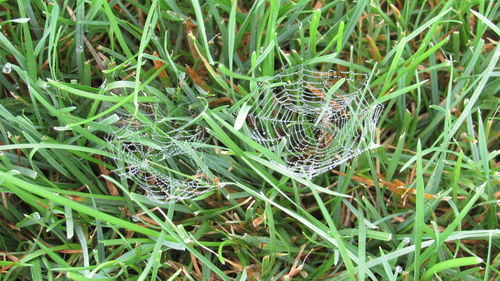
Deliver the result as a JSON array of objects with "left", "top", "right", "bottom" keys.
[{"left": 0, "top": 0, "right": 498, "bottom": 280}]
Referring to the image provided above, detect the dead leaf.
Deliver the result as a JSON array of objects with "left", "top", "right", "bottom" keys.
[
  {"left": 95, "top": 155, "right": 120, "bottom": 196},
  {"left": 186, "top": 65, "right": 209, "bottom": 91},
  {"left": 152, "top": 51, "right": 169, "bottom": 80}
]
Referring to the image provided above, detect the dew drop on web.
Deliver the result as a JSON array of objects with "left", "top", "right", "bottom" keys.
[{"left": 2, "top": 62, "right": 12, "bottom": 74}]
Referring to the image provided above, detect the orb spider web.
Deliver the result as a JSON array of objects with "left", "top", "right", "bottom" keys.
[
  {"left": 246, "top": 68, "right": 383, "bottom": 178},
  {"left": 106, "top": 103, "right": 215, "bottom": 201}
]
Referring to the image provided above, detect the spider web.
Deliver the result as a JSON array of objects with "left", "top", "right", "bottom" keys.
[
  {"left": 246, "top": 68, "right": 383, "bottom": 178},
  {"left": 107, "top": 104, "right": 215, "bottom": 201}
]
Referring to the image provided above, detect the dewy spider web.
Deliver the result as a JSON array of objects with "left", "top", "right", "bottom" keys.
[
  {"left": 246, "top": 68, "right": 383, "bottom": 178},
  {"left": 107, "top": 104, "right": 215, "bottom": 201}
]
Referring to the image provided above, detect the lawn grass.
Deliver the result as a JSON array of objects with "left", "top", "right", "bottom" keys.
[{"left": 0, "top": 0, "right": 499, "bottom": 280}]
